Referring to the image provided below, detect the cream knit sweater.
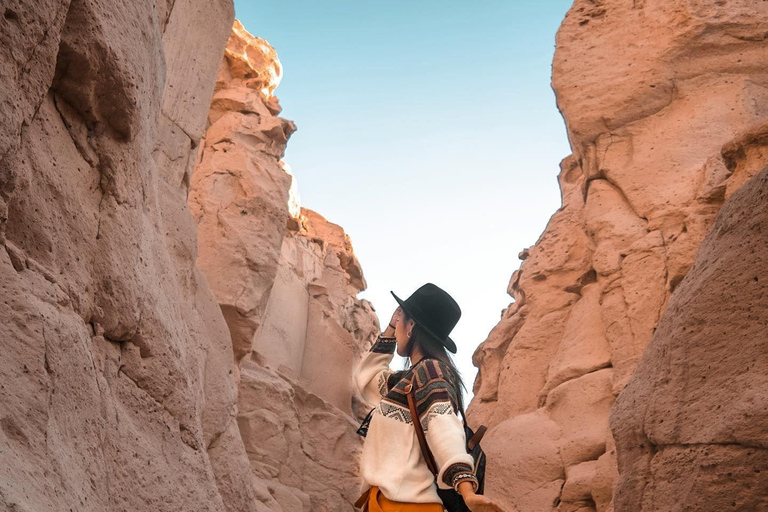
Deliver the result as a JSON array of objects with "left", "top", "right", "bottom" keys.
[{"left": 354, "top": 335, "right": 478, "bottom": 504}]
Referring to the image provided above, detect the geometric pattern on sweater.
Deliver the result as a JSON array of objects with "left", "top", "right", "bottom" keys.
[
  {"left": 377, "top": 401, "right": 413, "bottom": 424},
  {"left": 377, "top": 372, "right": 391, "bottom": 396},
  {"left": 380, "top": 358, "right": 460, "bottom": 427},
  {"left": 377, "top": 399, "right": 455, "bottom": 429},
  {"left": 421, "top": 401, "right": 454, "bottom": 431},
  {"left": 371, "top": 336, "right": 397, "bottom": 354}
]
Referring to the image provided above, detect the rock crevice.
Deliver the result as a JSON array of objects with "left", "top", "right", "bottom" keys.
[{"left": 187, "top": 21, "right": 378, "bottom": 512}]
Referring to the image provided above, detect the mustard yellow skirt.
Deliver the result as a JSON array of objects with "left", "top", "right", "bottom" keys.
[{"left": 356, "top": 486, "right": 444, "bottom": 512}]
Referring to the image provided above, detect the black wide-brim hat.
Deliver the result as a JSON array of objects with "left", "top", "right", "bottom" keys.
[{"left": 390, "top": 282, "right": 461, "bottom": 354}]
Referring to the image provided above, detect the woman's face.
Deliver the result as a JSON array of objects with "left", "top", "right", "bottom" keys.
[{"left": 394, "top": 307, "right": 415, "bottom": 357}]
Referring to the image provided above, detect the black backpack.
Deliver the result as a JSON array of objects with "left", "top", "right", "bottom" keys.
[{"left": 405, "top": 379, "right": 487, "bottom": 511}]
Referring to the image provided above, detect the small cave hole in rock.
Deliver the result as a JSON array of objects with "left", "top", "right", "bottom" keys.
[{"left": 4, "top": 9, "right": 19, "bottom": 21}]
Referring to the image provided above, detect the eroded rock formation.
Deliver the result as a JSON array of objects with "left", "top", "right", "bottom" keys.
[
  {"left": 468, "top": 2, "right": 768, "bottom": 512},
  {"left": 611, "top": 164, "right": 768, "bottom": 511},
  {"left": 1, "top": 4, "right": 375, "bottom": 512},
  {"left": 188, "top": 23, "right": 378, "bottom": 512},
  {"left": 0, "top": 0, "right": 261, "bottom": 510}
]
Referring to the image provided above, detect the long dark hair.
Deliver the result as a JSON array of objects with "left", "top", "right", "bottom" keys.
[{"left": 402, "top": 312, "right": 466, "bottom": 413}]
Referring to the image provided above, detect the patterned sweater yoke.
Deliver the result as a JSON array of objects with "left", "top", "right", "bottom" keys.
[{"left": 381, "top": 359, "right": 460, "bottom": 428}]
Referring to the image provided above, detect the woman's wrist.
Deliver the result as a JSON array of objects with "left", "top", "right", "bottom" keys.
[
  {"left": 457, "top": 480, "right": 476, "bottom": 498},
  {"left": 382, "top": 323, "right": 396, "bottom": 337}
]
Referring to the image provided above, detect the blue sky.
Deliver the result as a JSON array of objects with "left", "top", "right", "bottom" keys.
[{"left": 234, "top": 1, "right": 574, "bottom": 400}]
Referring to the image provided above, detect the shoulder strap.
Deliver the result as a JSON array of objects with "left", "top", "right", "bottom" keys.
[{"left": 405, "top": 377, "right": 439, "bottom": 476}]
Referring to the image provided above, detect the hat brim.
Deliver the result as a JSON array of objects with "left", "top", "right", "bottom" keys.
[{"left": 391, "top": 291, "right": 458, "bottom": 354}]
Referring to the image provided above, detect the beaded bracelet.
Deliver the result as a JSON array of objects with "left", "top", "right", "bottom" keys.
[{"left": 452, "top": 473, "right": 479, "bottom": 493}]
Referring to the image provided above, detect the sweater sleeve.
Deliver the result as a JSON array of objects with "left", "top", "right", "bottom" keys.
[
  {"left": 425, "top": 408, "right": 478, "bottom": 492},
  {"left": 415, "top": 360, "right": 478, "bottom": 492},
  {"left": 354, "top": 335, "right": 397, "bottom": 405}
]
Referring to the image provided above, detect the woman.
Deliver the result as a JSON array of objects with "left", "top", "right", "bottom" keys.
[{"left": 354, "top": 283, "right": 505, "bottom": 512}]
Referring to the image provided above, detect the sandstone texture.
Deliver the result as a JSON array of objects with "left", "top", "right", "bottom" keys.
[
  {"left": 468, "top": 2, "right": 768, "bottom": 512},
  {"left": 188, "top": 23, "right": 379, "bottom": 512},
  {"left": 1, "top": 4, "right": 376, "bottom": 511},
  {"left": 611, "top": 165, "right": 768, "bottom": 511},
  {"left": 0, "top": 0, "right": 263, "bottom": 511}
]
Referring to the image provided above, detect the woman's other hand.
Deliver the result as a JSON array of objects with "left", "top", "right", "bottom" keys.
[
  {"left": 458, "top": 482, "right": 512, "bottom": 512},
  {"left": 464, "top": 494, "right": 508, "bottom": 512},
  {"left": 382, "top": 306, "right": 401, "bottom": 337}
]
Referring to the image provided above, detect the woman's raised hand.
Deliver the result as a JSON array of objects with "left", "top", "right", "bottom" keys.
[{"left": 382, "top": 306, "right": 401, "bottom": 337}]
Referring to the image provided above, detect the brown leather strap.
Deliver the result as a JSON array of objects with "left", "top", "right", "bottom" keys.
[
  {"left": 354, "top": 488, "right": 370, "bottom": 510},
  {"left": 405, "top": 378, "right": 439, "bottom": 476},
  {"left": 467, "top": 425, "right": 487, "bottom": 450}
]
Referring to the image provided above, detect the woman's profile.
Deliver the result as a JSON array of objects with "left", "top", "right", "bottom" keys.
[{"left": 354, "top": 283, "right": 506, "bottom": 512}]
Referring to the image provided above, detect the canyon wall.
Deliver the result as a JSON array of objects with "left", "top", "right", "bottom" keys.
[
  {"left": 0, "top": 0, "right": 261, "bottom": 510},
  {"left": 468, "top": 2, "right": 768, "bottom": 512},
  {"left": 188, "top": 23, "right": 378, "bottom": 512},
  {"left": 0, "top": 4, "right": 375, "bottom": 512},
  {"left": 610, "top": 165, "right": 768, "bottom": 511}
]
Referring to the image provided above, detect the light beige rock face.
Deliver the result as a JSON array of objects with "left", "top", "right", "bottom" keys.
[
  {"left": 256, "top": 208, "right": 375, "bottom": 414},
  {"left": 237, "top": 359, "right": 367, "bottom": 512},
  {"left": 468, "top": 2, "right": 768, "bottom": 512},
  {"left": 189, "top": 23, "right": 378, "bottom": 512},
  {"left": 611, "top": 163, "right": 768, "bottom": 512},
  {"left": 188, "top": 23, "right": 296, "bottom": 362},
  {"left": 0, "top": 1, "right": 269, "bottom": 511}
]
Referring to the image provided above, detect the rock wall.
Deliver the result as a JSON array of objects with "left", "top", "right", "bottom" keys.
[
  {"left": 0, "top": 5, "right": 376, "bottom": 512},
  {"left": 0, "top": 0, "right": 267, "bottom": 511},
  {"left": 188, "top": 22, "right": 379, "bottom": 512},
  {"left": 468, "top": 2, "right": 768, "bottom": 512},
  {"left": 610, "top": 165, "right": 768, "bottom": 511}
]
